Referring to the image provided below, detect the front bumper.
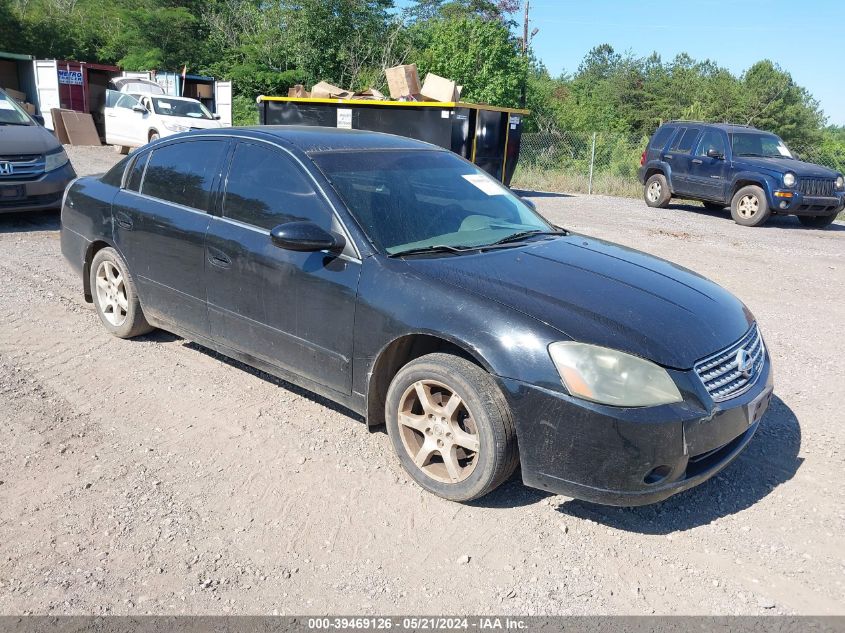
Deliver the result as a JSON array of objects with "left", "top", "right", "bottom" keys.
[
  {"left": 0, "top": 163, "right": 76, "bottom": 214},
  {"left": 771, "top": 190, "right": 844, "bottom": 216},
  {"left": 502, "top": 355, "right": 773, "bottom": 506}
]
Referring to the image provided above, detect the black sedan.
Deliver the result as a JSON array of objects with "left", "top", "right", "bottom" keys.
[{"left": 60, "top": 127, "right": 773, "bottom": 505}]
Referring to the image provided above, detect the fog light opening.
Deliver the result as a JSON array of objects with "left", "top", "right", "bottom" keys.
[
  {"left": 779, "top": 201, "right": 788, "bottom": 209},
  {"left": 644, "top": 465, "right": 672, "bottom": 485}
]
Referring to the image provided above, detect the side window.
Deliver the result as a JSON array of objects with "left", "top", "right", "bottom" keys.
[
  {"left": 115, "top": 93, "right": 141, "bottom": 110},
  {"left": 671, "top": 127, "right": 701, "bottom": 154},
  {"left": 125, "top": 152, "right": 149, "bottom": 192},
  {"left": 141, "top": 140, "right": 227, "bottom": 210},
  {"left": 649, "top": 126, "right": 674, "bottom": 150},
  {"left": 696, "top": 129, "right": 726, "bottom": 157},
  {"left": 223, "top": 142, "right": 332, "bottom": 231}
]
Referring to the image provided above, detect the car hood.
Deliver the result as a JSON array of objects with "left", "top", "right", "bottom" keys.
[
  {"left": 0, "top": 123, "right": 62, "bottom": 155},
  {"left": 734, "top": 156, "right": 840, "bottom": 178},
  {"left": 404, "top": 235, "right": 754, "bottom": 369}
]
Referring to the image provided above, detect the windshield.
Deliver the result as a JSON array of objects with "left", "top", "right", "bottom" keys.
[
  {"left": 314, "top": 150, "right": 552, "bottom": 254},
  {"left": 0, "top": 91, "right": 33, "bottom": 126},
  {"left": 151, "top": 97, "right": 213, "bottom": 119},
  {"left": 731, "top": 132, "right": 793, "bottom": 158}
]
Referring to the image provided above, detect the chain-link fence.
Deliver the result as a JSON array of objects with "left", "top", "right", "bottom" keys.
[{"left": 512, "top": 130, "right": 845, "bottom": 198}]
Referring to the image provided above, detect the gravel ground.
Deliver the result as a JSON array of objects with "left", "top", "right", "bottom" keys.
[{"left": 0, "top": 145, "right": 843, "bottom": 616}]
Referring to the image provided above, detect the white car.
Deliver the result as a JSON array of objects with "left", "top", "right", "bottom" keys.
[{"left": 104, "top": 92, "right": 223, "bottom": 153}]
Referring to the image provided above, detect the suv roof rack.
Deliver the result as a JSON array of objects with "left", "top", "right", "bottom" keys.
[{"left": 664, "top": 120, "right": 758, "bottom": 129}]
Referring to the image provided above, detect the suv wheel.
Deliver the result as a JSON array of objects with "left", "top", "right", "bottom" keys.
[
  {"left": 385, "top": 353, "right": 518, "bottom": 502},
  {"left": 644, "top": 174, "right": 671, "bottom": 208},
  {"left": 730, "top": 185, "right": 771, "bottom": 227},
  {"left": 798, "top": 214, "right": 838, "bottom": 229}
]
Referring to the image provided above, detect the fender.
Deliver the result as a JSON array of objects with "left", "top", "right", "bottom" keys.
[
  {"left": 727, "top": 170, "right": 780, "bottom": 206},
  {"left": 642, "top": 160, "right": 674, "bottom": 191}
]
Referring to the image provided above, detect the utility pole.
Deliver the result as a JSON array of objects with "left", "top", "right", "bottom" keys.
[{"left": 519, "top": 0, "right": 538, "bottom": 108}]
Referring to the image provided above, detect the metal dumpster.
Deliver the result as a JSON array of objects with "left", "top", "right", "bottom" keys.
[{"left": 257, "top": 96, "right": 528, "bottom": 186}]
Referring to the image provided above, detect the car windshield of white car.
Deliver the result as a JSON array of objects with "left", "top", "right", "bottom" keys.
[{"left": 152, "top": 98, "right": 212, "bottom": 119}]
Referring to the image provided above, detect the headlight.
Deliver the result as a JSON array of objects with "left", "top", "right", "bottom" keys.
[
  {"left": 44, "top": 148, "right": 69, "bottom": 172},
  {"left": 162, "top": 121, "right": 189, "bottom": 133},
  {"left": 836, "top": 175, "right": 844, "bottom": 190},
  {"left": 783, "top": 172, "right": 796, "bottom": 188},
  {"left": 548, "top": 342, "right": 682, "bottom": 407}
]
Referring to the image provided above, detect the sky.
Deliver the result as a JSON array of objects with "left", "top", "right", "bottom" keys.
[{"left": 526, "top": 0, "right": 845, "bottom": 125}]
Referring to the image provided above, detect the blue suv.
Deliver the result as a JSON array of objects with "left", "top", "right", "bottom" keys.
[{"left": 638, "top": 122, "right": 844, "bottom": 228}]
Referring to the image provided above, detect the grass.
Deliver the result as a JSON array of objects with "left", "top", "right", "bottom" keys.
[{"left": 511, "top": 165, "right": 642, "bottom": 198}]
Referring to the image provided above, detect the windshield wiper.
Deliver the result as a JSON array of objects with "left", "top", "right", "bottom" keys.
[
  {"left": 388, "top": 244, "right": 478, "bottom": 258},
  {"left": 488, "top": 229, "right": 568, "bottom": 246}
]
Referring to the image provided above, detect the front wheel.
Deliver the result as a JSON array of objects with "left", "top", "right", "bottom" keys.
[
  {"left": 644, "top": 174, "right": 671, "bottom": 208},
  {"left": 90, "top": 247, "right": 154, "bottom": 339},
  {"left": 149, "top": 131, "right": 160, "bottom": 142},
  {"left": 730, "top": 185, "right": 771, "bottom": 227},
  {"left": 385, "top": 353, "right": 519, "bottom": 502},
  {"left": 798, "top": 214, "right": 838, "bottom": 229}
]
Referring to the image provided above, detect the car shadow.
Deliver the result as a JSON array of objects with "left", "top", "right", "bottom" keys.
[
  {"left": 176, "top": 339, "right": 365, "bottom": 422},
  {"left": 0, "top": 210, "right": 60, "bottom": 233},
  {"left": 552, "top": 394, "right": 801, "bottom": 533},
  {"left": 669, "top": 203, "right": 845, "bottom": 231},
  {"left": 512, "top": 189, "right": 574, "bottom": 198}
]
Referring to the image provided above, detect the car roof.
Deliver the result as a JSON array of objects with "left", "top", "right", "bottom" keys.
[
  {"left": 662, "top": 121, "right": 767, "bottom": 135},
  {"left": 184, "top": 125, "right": 438, "bottom": 154}
]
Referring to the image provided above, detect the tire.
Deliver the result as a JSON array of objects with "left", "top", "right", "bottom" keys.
[
  {"left": 703, "top": 201, "right": 726, "bottom": 211},
  {"left": 385, "top": 352, "right": 518, "bottom": 502},
  {"left": 114, "top": 145, "right": 130, "bottom": 155},
  {"left": 730, "top": 185, "right": 771, "bottom": 227},
  {"left": 149, "top": 131, "right": 160, "bottom": 142},
  {"left": 798, "top": 214, "right": 838, "bottom": 229},
  {"left": 644, "top": 174, "right": 671, "bottom": 208},
  {"left": 90, "top": 247, "right": 153, "bottom": 339}
]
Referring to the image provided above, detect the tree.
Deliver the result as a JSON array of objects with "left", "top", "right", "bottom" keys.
[{"left": 411, "top": 16, "right": 525, "bottom": 107}]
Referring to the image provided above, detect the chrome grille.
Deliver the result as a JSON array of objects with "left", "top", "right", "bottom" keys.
[
  {"left": 0, "top": 153, "right": 46, "bottom": 181},
  {"left": 694, "top": 324, "right": 765, "bottom": 402},
  {"left": 798, "top": 178, "right": 835, "bottom": 197}
]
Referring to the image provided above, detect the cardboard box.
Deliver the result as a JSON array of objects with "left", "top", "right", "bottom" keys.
[
  {"left": 4, "top": 87, "right": 27, "bottom": 102},
  {"left": 59, "top": 110, "right": 101, "bottom": 146},
  {"left": 310, "top": 81, "right": 354, "bottom": 99},
  {"left": 50, "top": 108, "right": 71, "bottom": 144},
  {"left": 385, "top": 64, "right": 421, "bottom": 99},
  {"left": 23, "top": 102, "right": 36, "bottom": 114},
  {"left": 353, "top": 87, "right": 385, "bottom": 100},
  {"left": 287, "top": 84, "right": 311, "bottom": 98},
  {"left": 195, "top": 83, "right": 213, "bottom": 99},
  {"left": 420, "top": 73, "right": 458, "bottom": 102}
]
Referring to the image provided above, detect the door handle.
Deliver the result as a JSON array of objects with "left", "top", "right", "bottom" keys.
[
  {"left": 207, "top": 248, "right": 232, "bottom": 268},
  {"left": 115, "top": 212, "right": 133, "bottom": 229},
  {"left": 691, "top": 159, "right": 703, "bottom": 165},
  {"left": 663, "top": 155, "right": 673, "bottom": 160}
]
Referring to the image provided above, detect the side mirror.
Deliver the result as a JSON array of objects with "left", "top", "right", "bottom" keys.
[
  {"left": 132, "top": 104, "right": 147, "bottom": 114},
  {"left": 707, "top": 149, "right": 725, "bottom": 160},
  {"left": 212, "top": 113, "right": 221, "bottom": 120},
  {"left": 32, "top": 114, "right": 45, "bottom": 126},
  {"left": 521, "top": 197, "right": 537, "bottom": 211},
  {"left": 270, "top": 221, "right": 345, "bottom": 252}
]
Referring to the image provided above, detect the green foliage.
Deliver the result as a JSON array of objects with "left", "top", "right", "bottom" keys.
[
  {"left": 411, "top": 16, "right": 525, "bottom": 107},
  {"left": 231, "top": 93, "right": 259, "bottom": 126}
]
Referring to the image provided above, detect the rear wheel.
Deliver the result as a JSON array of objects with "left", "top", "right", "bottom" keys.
[
  {"left": 644, "top": 174, "right": 671, "bottom": 208},
  {"left": 798, "top": 214, "right": 838, "bottom": 229},
  {"left": 385, "top": 353, "right": 518, "bottom": 502},
  {"left": 703, "top": 201, "right": 725, "bottom": 211},
  {"left": 114, "top": 145, "right": 130, "bottom": 155},
  {"left": 90, "top": 247, "right": 153, "bottom": 339},
  {"left": 730, "top": 185, "right": 771, "bottom": 227}
]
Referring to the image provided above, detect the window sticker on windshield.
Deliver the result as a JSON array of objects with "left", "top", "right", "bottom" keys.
[
  {"left": 158, "top": 101, "right": 172, "bottom": 109},
  {"left": 0, "top": 100, "right": 15, "bottom": 110},
  {"left": 777, "top": 144, "right": 791, "bottom": 157},
  {"left": 462, "top": 174, "right": 506, "bottom": 195},
  {"left": 337, "top": 108, "right": 352, "bottom": 129}
]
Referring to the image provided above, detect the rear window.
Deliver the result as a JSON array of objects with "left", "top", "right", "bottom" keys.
[
  {"left": 649, "top": 126, "right": 675, "bottom": 150},
  {"left": 140, "top": 140, "right": 227, "bottom": 210},
  {"left": 125, "top": 152, "right": 149, "bottom": 192}
]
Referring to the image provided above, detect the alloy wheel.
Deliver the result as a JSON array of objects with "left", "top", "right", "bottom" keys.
[
  {"left": 737, "top": 194, "right": 760, "bottom": 219},
  {"left": 647, "top": 181, "right": 662, "bottom": 202},
  {"left": 95, "top": 260, "right": 128, "bottom": 327},
  {"left": 397, "top": 379, "right": 480, "bottom": 484}
]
